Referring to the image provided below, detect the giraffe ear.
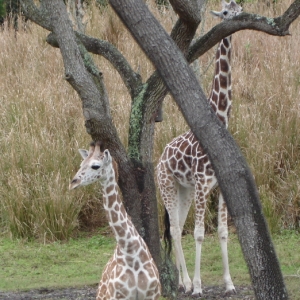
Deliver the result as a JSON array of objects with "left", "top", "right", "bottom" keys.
[
  {"left": 78, "top": 149, "right": 89, "bottom": 160},
  {"left": 103, "top": 149, "right": 112, "bottom": 164}
]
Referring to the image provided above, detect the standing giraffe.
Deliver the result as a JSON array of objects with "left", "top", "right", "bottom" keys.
[
  {"left": 157, "top": 0, "right": 242, "bottom": 297},
  {"left": 70, "top": 142, "right": 161, "bottom": 300}
]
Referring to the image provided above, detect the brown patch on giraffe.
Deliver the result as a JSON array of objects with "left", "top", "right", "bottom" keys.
[
  {"left": 219, "top": 73, "right": 228, "bottom": 89},
  {"left": 196, "top": 160, "right": 204, "bottom": 173},
  {"left": 185, "top": 143, "right": 192, "bottom": 156},
  {"left": 177, "top": 160, "right": 186, "bottom": 172},
  {"left": 215, "top": 60, "right": 220, "bottom": 77},
  {"left": 114, "top": 203, "right": 120, "bottom": 212},
  {"left": 218, "top": 92, "right": 228, "bottom": 111},
  {"left": 166, "top": 147, "right": 174, "bottom": 158},
  {"left": 108, "top": 195, "right": 120, "bottom": 210},
  {"left": 120, "top": 205, "right": 127, "bottom": 215},
  {"left": 127, "top": 239, "right": 140, "bottom": 254},
  {"left": 220, "top": 58, "right": 229, "bottom": 73},
  {"left": 221, "top": 44, "right": 227, "bottom": 56},
  {"left": 139, "top": 248, "right": 149, "bottom": 263},
  {"left": 118, "top": 239, "right": 126, "bottom": 249},
  {"left": 105, "top": 185, "right": 114, "bottom": 195},
  {"left": 118, "top": 213, "right": 125, "bottom": 223},
  {"left": 110, "top": 210, "right": 119, "bottom": 223},
  {"left": 138, "top": 270, "right": 148, "bottom": 290},
  {"left": 134, "top": 260, "right": 140, "bottom": 271},
  {"left": 202, "top": 155, "right": 209, "bottom": 164},
  {"left": 169, "top": 156, "right": 177, "bottom": 170},
  {"left": 214, "top": 77, "right": 220, "bottom": 93},
  {"left": 223, "top": 37, "right": 230, "bottom": 48},
  {"left": 197, "top": 191, "right": 204, "bottom": 198}
]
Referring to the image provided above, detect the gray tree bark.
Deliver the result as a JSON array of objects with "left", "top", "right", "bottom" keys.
[{"left": 20, "top": 0, "right": 300, "bottom": 298}]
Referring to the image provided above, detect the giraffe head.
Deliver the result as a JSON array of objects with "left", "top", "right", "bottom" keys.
[
  {"left": 69, "top": 141, "right": 116, "bottom": 190},
  {"left": 210, "top": 0, "right": 242, "bottom": 20}
]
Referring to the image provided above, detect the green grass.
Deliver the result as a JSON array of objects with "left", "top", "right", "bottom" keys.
[
  {"left": 0, "top": 232, "right": 115, "bottom": 291},
  {"left": 1, "top": 0, "right": 300, "bottom": 240},
  {"left": 1, "top": 231, "right": 299, "bottom": 298}
]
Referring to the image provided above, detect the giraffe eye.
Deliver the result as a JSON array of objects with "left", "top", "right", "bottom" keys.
[
  {"left": 91, "top": 165, "right": 100, "bottom": 170},
  {"left": 223, "top": 11, "right": 228, "bottom": 15}
]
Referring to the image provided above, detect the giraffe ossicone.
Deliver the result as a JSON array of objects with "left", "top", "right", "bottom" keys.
[
  {"left": 157, "top": 0, "right": 242, "bottom": 297},
  {"left": 70, "top": 141, "right": 161, "bottom": 300}
]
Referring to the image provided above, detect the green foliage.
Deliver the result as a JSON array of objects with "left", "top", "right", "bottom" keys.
[{"left": 0, "top": 0, "right": 5, "bottom": 19}]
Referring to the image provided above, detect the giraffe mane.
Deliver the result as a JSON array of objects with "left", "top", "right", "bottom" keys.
[{"left": 112, "top": 158, "right": 119, "bottom": 182}]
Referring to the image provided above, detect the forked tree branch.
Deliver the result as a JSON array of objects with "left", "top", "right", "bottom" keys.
[
  {"left": 188, "top": 0, "right": 300, "bottom": 62},
  {"left": 46, "top": 32, "right": 143, "bottom": 98}
]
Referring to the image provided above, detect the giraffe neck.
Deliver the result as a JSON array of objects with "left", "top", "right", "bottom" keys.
[
  {"left": 208, "top": 36, "right": 232, "bottom": 128},
  {"left": 101, "top": 167, "right": 141, "bottom": 254}
]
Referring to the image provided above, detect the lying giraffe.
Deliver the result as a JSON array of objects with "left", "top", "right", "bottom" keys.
[
  {"left": 70, "top": 141, "right": 161, "bottom": 300},
  {"left": 157, "top": 0, "right": 242, "bottom": 297}
]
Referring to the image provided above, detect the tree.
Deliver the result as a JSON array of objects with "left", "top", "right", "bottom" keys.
[{"left": 20, "top": 0, "right": 300, "bottom": 298}]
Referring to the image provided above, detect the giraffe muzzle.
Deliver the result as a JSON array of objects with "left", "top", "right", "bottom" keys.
[{"left": 69, "top": 178, "right": 81, "bottom": 190}]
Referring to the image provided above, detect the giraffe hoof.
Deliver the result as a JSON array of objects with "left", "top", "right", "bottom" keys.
[
  {"left": 178, "top": 285, "right": 185, "bottom": 293},
  {"left": 224, "top": 288, "right": 237, "bottom": 296},
  {"left": 191, "top": 292, "right": 202, "bottom": 298}
]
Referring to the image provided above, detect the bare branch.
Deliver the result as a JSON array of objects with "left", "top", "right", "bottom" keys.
[
  {"left": 46, "top": 32, "right": 143, "bottom": 98},
  {"left": 188, "top": 0, "right": 300, "bottom": 62}
]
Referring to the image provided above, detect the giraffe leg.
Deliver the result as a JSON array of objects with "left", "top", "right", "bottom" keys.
[
  {"left": 177, "top": 186, "right": 194, "bottom": 293},
  {"left": 192, "top": 189, "right": 206, "bottom": 297},
  {"left": 218, "top": 193, "right": 236, "bottom": 295},
  {"left": 170, "top": 220, "right": 192, "bottom": 294},
  {"left": 167, "top": 193, "right": 193, "bottom": 294},
  {"left": 158, "top": 170, "right": 193, "bottom": 293}
]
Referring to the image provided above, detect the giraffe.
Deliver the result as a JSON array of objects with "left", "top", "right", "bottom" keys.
[
  {"left": 69, "top": 141, "right": 161, "bottom": 300},
  {"left": 157, "top": 0, "right": 242, "bottom": 297}
]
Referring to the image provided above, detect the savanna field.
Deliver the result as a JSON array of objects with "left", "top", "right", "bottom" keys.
[{"left": 0, "top": 0, "right": 300, "bottom": 298}]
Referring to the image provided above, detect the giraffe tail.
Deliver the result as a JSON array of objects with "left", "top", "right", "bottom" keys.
[{"left": 163, "top": 207, "right": 172, "bottom": 257}]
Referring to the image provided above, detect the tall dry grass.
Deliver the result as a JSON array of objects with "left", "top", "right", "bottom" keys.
[{"left": 0, "top": 1, "right": 299, "bottom": 241}]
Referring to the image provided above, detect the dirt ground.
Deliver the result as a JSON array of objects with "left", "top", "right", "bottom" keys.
[{"left": 0, "top": 285, "right": 254, "bottom": 299}]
